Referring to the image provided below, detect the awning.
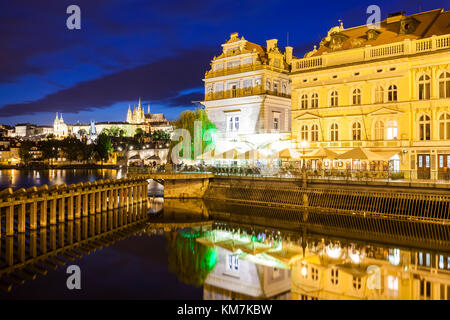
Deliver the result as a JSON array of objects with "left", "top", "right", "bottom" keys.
[
  {"left": 373, "top": 150, "right": 401, "bottom": 161},
  {"left": 237, "top": 149, "right": 267, "bottom": 160},
  {"left": 336, "top": 147, "right": 385, "bottom": 161},
  {"left": 214, "top": 148, "right": 239, "bottom": 160},
  {"left": 278, "top": 148, "right": 302, "bottom": 160}
]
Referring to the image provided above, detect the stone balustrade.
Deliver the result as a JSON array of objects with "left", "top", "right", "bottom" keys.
[{"left": 0, "top": 177, "right": 149, "bottom": 237}]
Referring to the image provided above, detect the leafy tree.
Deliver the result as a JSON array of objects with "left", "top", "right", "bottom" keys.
[
  {"left": 169, "top": 108, "right": 216, "bottom": 161},
  {"left": 135, "top": 128, "right": 144, "bottom": 137},
  {"left": 61, "top": 137, "right": 83, "bottom": 162},
  {"left": 18, "top": 141, "right": 33, "bottom": 164},
  {"left": 109, "top": 126, "right": 120, "bottom": 137},
  {"left": 94, "top": 133, "right": 113, "bottom": 164},
  {"left": 119, "top": 129, "right": 126, "bottom": 137},
  {"left": 151, "top": 129, "right": 170, "bottom": 140},
  {"left": 78, "top": 129, "right": 87, "bottom": 137},
  {"left": 38, "top": 139, "right": 60, "bottom": 163}
]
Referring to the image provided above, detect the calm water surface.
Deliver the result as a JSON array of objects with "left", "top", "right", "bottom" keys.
[{"left": 0, "top": 170, "right": 448, "bottom": 300}]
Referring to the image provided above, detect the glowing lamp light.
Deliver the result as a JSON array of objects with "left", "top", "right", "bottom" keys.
[
  {"left": 326, "top": 244, "right": 342, "bottom": 259},
  {"left": 301, "top": 265, "right": 307, "bottom": 277}
]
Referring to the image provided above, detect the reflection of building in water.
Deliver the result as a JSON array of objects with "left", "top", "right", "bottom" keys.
[
  {"left": 197, "top": 229, "right": 291, "bottom": 300},
  {"left": 291, "top": 240, "right": 450, "bottom": 300}
]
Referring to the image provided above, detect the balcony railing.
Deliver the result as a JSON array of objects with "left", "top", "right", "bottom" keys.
[
  {"left": 292, "top": 34, "right": 450, "bottom": 72},
  {"left": 205, "top": 63, "right": 288, "bottom": 79},
  {"left": 204, "top": 85, "right": 291, "bottom": 101}
]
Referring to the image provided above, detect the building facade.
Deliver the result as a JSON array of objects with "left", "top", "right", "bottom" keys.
[
  {"left": 290, "top": 9, "right": 450, "bottom": 179},
  {"left": 202, "top": 33, "right": 294, "bottom": 153}
]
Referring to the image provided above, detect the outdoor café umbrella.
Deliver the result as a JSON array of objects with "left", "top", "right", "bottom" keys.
[
  {"left": 128, "top": 154, "right": 141, "bottom": 160},
  {"left": 335, "top": 147, "right": 385, "bottom": 161},
  {"left": 237, "top": 149, "right": 267, "bottom": 160},
  {"left": 304, "top": 147, "right": 338, "bottom": 159},
  {"left": 196, "top": 149, "right": 216, "bottom": 160},
  {"left": 214, "top": 148, "right": 239, "bottom": 160},
  {"left": 146, "top": 154, "right": 161, "bottom": 161},
  {"left": 278, "top": 148, "right": 302, "bottom": 160}
]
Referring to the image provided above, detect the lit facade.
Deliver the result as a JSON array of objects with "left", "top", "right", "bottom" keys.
[
  {"left": 202, "top": 33, "right": 294, "bottom": 153},
  {"left": 290, "top": 9, "right": 450, "bottom": 179}
]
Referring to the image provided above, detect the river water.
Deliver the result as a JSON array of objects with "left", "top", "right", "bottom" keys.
[{"left": 0, "top": 170, "right": 448, "bottom": 300}]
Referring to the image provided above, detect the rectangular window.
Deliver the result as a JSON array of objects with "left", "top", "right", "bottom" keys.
[
  {"left": 227, "top": 254, "right": 239, "bottom": 272},
  {"left": 388, "top": 276, "right": 398, "bottom": 297},
  {"left": 273, "top": 112, "right": 280, "bottom": 130}
]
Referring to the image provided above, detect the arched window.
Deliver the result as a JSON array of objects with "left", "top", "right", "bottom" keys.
[
  {"left": 311, "top": 124, "right": 319, "bottom": 141},
  {"left": 311, "top": 93, "right": 319, "bottom": 108},
  {"left": 375, "top": 86, "right": 384, "bottom": 103},
  {"left": 439, "top": 113, "right": 450, "bottom": 140},
  {"left": 352, "top": 89, "right": 361, "bottom": 105},
  {"left": 330, "top": 91, "right": 338, "bottom": 107},
  {"left": 352, "top": 122, "right": 361, "bottom": 140},
  {"left": 387, "top": 120, "right": 398, "bottom": 140},
  {"left": 374, "top": 120, "right": 384, "bottom": 140},
  {"left": 301, "top": 125, "right": 309, "bottom": 141},
  {"left": 419, "top": 114, "right": 431, "bottom": 141},
  {"left": 388, "top": 85, "right": 397, "bottom": 101},
  {"left": 301, "top": 94, "right": 308, "bottom": 109},
  {"left": 439, "top": 72, "right": 450, "bottom": 98},
  {"left": 330, "top": 123, "right": 339, "bottom": 141},
  {"left": 418, "top": 74, "right": 431, "bottom": 100}
]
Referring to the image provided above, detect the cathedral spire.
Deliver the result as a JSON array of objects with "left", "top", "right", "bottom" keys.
[{"left": 148, "top": 104, "right": 150, "bottom": 115}]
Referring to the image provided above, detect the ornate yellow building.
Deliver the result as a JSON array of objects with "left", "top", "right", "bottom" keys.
[{"left": 290, "top": 9, "right": 450, "bottom": 179}]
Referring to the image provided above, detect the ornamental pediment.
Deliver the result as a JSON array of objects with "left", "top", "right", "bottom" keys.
[
  {"left": 366, "top": 107, "right": 403, "bottom": 116},
  {"left": 294, "top": 112, "right": 321, "bottom": 120}
]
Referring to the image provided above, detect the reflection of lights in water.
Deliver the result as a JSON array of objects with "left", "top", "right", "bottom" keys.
[
  {"left": 388, "top": 248, "right": 401, "bottom": 266},
  {"left": 326, "top": 243, "right": 342, "bottom": 259},
  {"left": 301, "top": 265, "right": 307, "bottom": 277},
  {"left": 348, "top": 245, "right": 364, "bottom": 264}
]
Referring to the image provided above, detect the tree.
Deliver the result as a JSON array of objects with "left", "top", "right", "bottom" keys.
[
  {"left": 94, "top": 133, "right": 113, "bottom": 164},
  {"left": 135, "top": 128, "right": 144, "bottom": 137},
  {"left": 119, "top": 129, "right": 126, "bottom": 137},
  {"left": 78, "top": 129, "right": 87, "bottom": 137},
  {"left": 169, "top": 108, "right": 216, "bottom": 161},
  {"left": 61, "top": 137, "right": 83, "bottom": 162},
  {"left": 38, "top": 139, "right": 60, "bottom": 163},
  {"left": 151, "top": 129, "right": 170, "bottom": 140},
  {"left": 18, "top": 141, "right": 33, "bottom": 165}
]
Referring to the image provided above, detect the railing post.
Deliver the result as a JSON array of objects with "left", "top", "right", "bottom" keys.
[
  {"left": 113, "top": 188, "right": 119, "bottom": 209},
  {"left": 75, "top": 189, "right": 82, "bottom": 218},
  {"left": 96, "top": 187, "right": 101, "bottom": 213},
  {"left": 58, "top": 196, "right": 65, "bottom": 223},
  {"left": 30, "top": 195, "right": 38, "bottom": 230},
  {"left": 40, "top": 198, "right": 47, "bottom": 227},
  {"left": 68, "top": 190, "right": 74, "bottom": 220},
  {"left": 90, "top": 190, "right": 96, "bottom": 215},
  {"left": 6, "top": 202, "right": 14, "bottom": 236},
  {"left": 50, "top": 197, "right": 57, "bottom": 225},
  {"left": 102, "top": 188, "right": 107, "bottom": 212}
]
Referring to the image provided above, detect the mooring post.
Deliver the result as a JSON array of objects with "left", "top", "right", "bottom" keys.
[
  {"left": 83, "top": 191, "right": 89, "bottom": 216},
  {"left": 113, "top": 188, "right": 118, "bottom": 209}
]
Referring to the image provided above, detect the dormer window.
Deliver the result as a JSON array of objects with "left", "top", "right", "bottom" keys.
[
  {"left": 366, "top": 29, "right": 380, "bottom": 41},
  {"left": 399, "top": 17, "right": 420, "bottom": 35}
]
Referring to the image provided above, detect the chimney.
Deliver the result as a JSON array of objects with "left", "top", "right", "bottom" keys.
[
  {"left": 266, "top": 39, "right": 278, "bottom": 51},
  {"left": 285, "top": 46, "right": 293, "bottom": 64}
]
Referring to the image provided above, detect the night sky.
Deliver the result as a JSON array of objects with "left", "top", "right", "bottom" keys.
[{"left": 0, "top": 0, "right": 445, "bottom": 126}]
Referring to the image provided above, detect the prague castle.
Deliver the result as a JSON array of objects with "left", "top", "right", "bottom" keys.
[{"left": 289, "top": 8, "right": 449, "bottom": 179}]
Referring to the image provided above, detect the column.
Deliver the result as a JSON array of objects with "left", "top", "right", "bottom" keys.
[
  {"left": 18, "top": 201, "right": 26, "bottom": 233},
  {"left": 90, "top": 192, "right": 96, "bottom": 214},
  {"left": 30, "top": 198, "right": 38, "bottom": 230},
  {"left": 58, "top": 197, "right": 65, "bottom": 223},
  {"left": 6, "top": 203, "right": 14, "bottom": 236},
  {"left": 40, "top": 199, "right": 47, "bottom": 227},
  {"left": 67, "top": 192, "right": 74, "bottom": 220},
  {"left": 96, "top": 189, "right": 101, "bottom": 213},
  {"left": 50, "top": 197, "right": 57, "bottom": 225},
  {"left": 75, "top": 191, "right": 81, "bottom": 218}
]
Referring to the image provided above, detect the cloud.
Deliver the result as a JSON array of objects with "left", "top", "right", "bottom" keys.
[{"left": 0, "top": 47, "right": 216, "bottom": 117}]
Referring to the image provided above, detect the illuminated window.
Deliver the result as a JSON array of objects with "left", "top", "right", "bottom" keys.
[
  {"left": 273, "top": 82, "right": 279, "bottom": 94},
  {"left": 311, "top": 267, "right": 319, "bottom": 281},
  {"left": 420, "top": 279, "right": 431, "bottom": 299},
  {"left": 387, "top": 120, "right": 398, "bottom": 140},
  {"left": 439, "top": 72, "right": 450, "bottom": 98},
  {"left": 301, "top": 125, "right": 309, "bottom": 141},
  {"left": 419, "top": 115, "right": 431, "bottom": 141},
  {"left": 311, "top": 124, "right": 319, "bottom": 142},
  {"left": 301, "top": 94, "right": 308, "bottom": 109},
  {"left": 330, "top": 91, "right": 339, "bottom": 107},
  {"left": 227, "top": 116, "right": 239, "bottom": 132},
  {"left": 375, "top": 120, "right": 384, "bottom": 140},
  {"left": 273, "top": 112, "right": 280, "bottom": 130},
  {"left": 311, "top": 93, "right": 319, "bottom": 108},
  {"left": 352, "top": 88, "right": 362, "bottom": 105},
  {"left": 439, "top": 113, "right": 450, "bottom": 140},
  {"left": 330, "top": 268, "right": 339, "bottom": 285},
  {"left": 387, "top": 276, "right": 398, "bottom": 297},
  {"left": 330, "top": 123, "right": 339, "bottom": 141},
  {"left": 227, "top": 254, "right": 239, "bottom": 272},
  {"left": 418, "top": 74, "right": 431, "bottom": 100},
  {"left": 375, "top": 86, "right": 384, "bottom": 103},
  {"left": 352, "top": 122, "right": 362, "bottom": 141},
  {"left": 388, "top": 85, "right": 397, "bottom": 101},
  {"left": 353, "top": 276, "right": 362, "bottom": 290}
]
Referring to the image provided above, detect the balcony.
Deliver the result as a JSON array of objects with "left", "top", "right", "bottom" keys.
[
  {"left": 204, "top": 85, "right": 291, "bottom": 101},
  {"left": 204, "top": 63, "right": 288, "bottom": 79},
  {"left": 292, "top": 34, "right": 450, "bottom": 72}
]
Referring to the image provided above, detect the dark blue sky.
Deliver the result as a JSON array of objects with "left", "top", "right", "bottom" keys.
[{"left": 0, "top": 0, "right": 445, "bottom": 125}]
